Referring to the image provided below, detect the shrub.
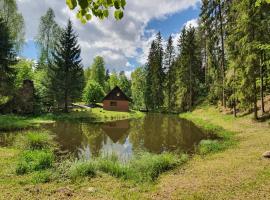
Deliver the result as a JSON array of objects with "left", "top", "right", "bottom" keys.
[
  {"left": 69, "top": 160, "right": 97, "bottom": 180},
  {"left": 16, "top": 150, "right": 54, "bottom": 174}
]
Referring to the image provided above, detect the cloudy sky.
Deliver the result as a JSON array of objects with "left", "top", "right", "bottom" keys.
[{"left": 18, "top": 0, "right": 201, "bottom": 74}]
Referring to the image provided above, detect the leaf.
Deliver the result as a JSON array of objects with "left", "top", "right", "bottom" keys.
[
  {"left": 66, "top": 0, "right": 77, "bottom": 10},
  {"left": 85, "top": 14, "right": 92, "bottom": 20},
  {"left": 114, "top": 0, "right": 120, "bottom": 9},
  {"left": 121, "top": 0, "right": 126, "bottom": 8},
  {"left": 103, "top": 9, "right": 109, "bottom": 18},
  {"left": 114, "top": 10, "right": 123, "bottom": 20},
  {"left": 78, "top": 0, "right": 88, "bottom": 9}
]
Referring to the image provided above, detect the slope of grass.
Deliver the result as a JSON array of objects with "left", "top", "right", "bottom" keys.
[{"left": 149, "top": 106, "right": 270, "bottom": 200}]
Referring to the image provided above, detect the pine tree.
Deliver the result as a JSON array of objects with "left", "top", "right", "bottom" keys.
[
  {"left": 49, "top": 20, "right": 84, "bottom": 112},
  {"left": 0, "top": 17, "right": 16, "bottom": 100}
]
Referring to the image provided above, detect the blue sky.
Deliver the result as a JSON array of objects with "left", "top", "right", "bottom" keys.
[{"left": 18, "top": 0, "right": 201, "bottom": 73}]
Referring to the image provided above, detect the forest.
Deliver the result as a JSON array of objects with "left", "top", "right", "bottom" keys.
[
  {"left": 1, "top": 0, "right": 270, "bottom": 120},
  {"left": 0, "top": 0, "right": 270, "bottom": 199}
]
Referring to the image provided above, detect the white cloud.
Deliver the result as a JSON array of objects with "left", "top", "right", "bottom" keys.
[
  {"left": 17, "top": 0, "right": 200, "bottom": 72},
  {"left": 184, "top": 18, "right": 198, "bottom": 28}
]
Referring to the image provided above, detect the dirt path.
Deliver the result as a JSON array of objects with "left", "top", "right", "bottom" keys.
[{"left": 148, "top": 107, "right": 270, "bottom": 200}]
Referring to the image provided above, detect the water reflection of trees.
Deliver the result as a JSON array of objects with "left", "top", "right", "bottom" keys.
[{"left": 128, "top": 114, "right": 205, "bottom": 154}]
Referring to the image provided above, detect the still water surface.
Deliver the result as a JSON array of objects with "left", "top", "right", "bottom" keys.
[
  {"left": 42, "top": 113, "right": 207, "bottom": 160},
  {"left": 0, "top": 114, "right": 209, "bottom": 160}
]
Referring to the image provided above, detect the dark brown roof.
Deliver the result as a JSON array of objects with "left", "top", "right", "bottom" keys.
[{"left": 102, "top": 86, "right": 131, "bottom": 101}]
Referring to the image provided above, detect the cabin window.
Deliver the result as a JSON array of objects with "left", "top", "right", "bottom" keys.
[
  {"left": 110, "top": 101, "right": 117, "bottom": 106},
  {"left": 116, "top": 92, "right": 120, "bottom": 97}
]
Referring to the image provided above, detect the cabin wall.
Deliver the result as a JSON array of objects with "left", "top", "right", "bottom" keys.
[{"left": 103, "top": 100, "right": 129, "bottom": 112}]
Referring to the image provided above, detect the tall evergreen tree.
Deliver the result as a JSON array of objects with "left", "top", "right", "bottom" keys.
[
  {"left": 176, "top": 26, "right": 202, "bottom": 111},
  {"left": 164, "top": 35, "right": 175, "bottom": 110},
  {"left": 0, "top": 17, "right": 16, "bottom": 101},
  {"left": 145, "top": 32, "right": 164, "bottom": 110},
  {"left": 49, "top": 20, "right": 84, "bottom": 112}
]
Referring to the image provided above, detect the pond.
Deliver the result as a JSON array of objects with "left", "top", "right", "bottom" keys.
[{"left": 0, "top": 113, "right": 210, "bottom": 160}]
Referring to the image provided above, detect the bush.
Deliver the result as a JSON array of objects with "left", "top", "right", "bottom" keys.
[
  {"left": 16, "top": 150, "right": 54, "bottom": 174},
  {"left": 69, "top": 160, "right": 97, "bottom": 180}
]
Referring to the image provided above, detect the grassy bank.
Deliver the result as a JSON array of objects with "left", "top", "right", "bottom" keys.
[
  {"left": 1, "top": 106, "right": 269, "bottom": 199},
  {"left": 0, "top": 108, "right": 144, "bottom": 131},
  {"left": 149, "top": 106, "right": 270, "bottom": 200}
]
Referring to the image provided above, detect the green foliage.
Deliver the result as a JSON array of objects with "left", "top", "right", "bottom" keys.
[
  {"left": 0, "top": 16, "right": 16, "bottom": 100},
  {"left": 14, "top": 59, "right": 34, "bottom": 88},
  {"left": 0, "top": 0, "right": 25, "bottom": 51},
  {"left": 36, "top": 8, "right": 61, "bottom": 69},
  {"left": 16, "top": 150, "right": 54, "bottom": 174},
  {"left": 49, "top": 20, "right": 84, "bottom": 112},
  {"left": 66, "top": 0, "right": 126, "bottom": 23},
  {"left": 118, "top": 71, "right": 131, "bottom": 97},
  {"left": 83, "top": 80, "right": 105, "bottom": 104},
  {"left": 131, "top": 67, "right": 146, "bottom": 109},
  {"left": 88, "top": 56, "right": 106, "bottom": 88},
  {"left": 109, "top": 71, "right": 119, "bottom": 90},
  {"left": 145, "top": 32, "right": 165, "bottom": 110}
]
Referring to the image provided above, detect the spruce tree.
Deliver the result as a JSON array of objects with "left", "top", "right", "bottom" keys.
[
  {"left": 49, "top": 20, "right": 84, "bottom": 112},
  {"left": 164, "top": 35, "right": 175, "bottom": 110},
  {"left": 0, "top": 17, "right": 16, "bottom": 100}
]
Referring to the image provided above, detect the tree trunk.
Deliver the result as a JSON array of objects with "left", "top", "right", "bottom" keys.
[
  {"left": 260, "top": 54, "right": 265, "bottom": 114},
  {"left": 253, "top": 74, "right": 258, "bottom": 120},
  {"left": 218, "top": 2, "right": 226, "bottom": 108}
]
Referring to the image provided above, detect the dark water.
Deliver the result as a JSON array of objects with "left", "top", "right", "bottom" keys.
[{"left": 0, "top": 114, "right": 208, "bottom": 160}]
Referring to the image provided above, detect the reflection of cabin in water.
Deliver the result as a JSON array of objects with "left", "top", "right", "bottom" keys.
[
  {"left": 102, "top": 86, "right": 131, "bottom": 112},
  {"left": 101, "top": 120, "right": 130, "bottom": 143}
]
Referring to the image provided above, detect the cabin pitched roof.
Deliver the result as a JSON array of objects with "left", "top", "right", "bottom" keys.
[{"left": 102, "top": 86, "right": 131, "bottom": 101}]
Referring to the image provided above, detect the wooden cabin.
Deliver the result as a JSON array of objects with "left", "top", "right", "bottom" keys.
[{"left": 102, "top": 86, "right": 130, "bottom": 112}]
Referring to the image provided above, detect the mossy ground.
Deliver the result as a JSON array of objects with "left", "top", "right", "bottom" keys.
[{"left": 0, "top": 106, "right": 269, "bottom": 199}]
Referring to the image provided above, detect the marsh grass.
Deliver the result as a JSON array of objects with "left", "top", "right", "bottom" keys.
[
  {"left": 16, "top": 150, "right": 54, "bottom": 175},
  {"left": 68, "top": 160, "right": 97, "bottom": 180},
  {"left": 31, "top": 170, "right": 52, "bottom": 183},
  {"left": 59, "top": 152, "right": 188, "bottom": 183}
]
